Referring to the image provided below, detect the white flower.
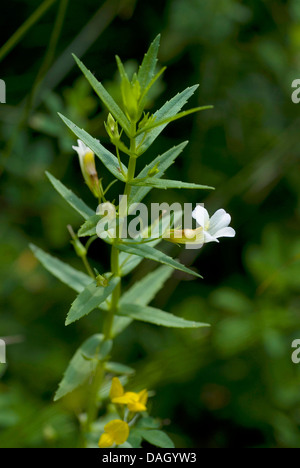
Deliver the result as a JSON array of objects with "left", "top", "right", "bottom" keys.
[
  {"left": 72, "top": 140, "right": 101, "bottom": 198},
  {"left": 192, "top": 205, "right": 236, "bottom": 243},
  {"left": 72, "top": 139, "right": 93, "bottom": 170}
]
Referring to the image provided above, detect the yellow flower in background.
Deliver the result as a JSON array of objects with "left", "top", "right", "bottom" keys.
[
  {"left": 114, "top": 390, "right": 148, "bottom": 412},
  {"left": 98, "top": 419, "right": 129, "bottom": 448},
  {"left": 110, "top": 377, "right": 125, "bottom": 400},
  {"left": 110, "top": 377, "right": 148, "bottom": 412}
]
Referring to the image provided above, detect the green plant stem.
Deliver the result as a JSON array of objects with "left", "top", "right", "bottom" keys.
[
  {"left": 82, "top": 255, "right": 96, "bottom": 280},
  {"left": 84, "top": 246, "right": 120, "bottom": 442},
  {"left": 85, "top": 360, "right": 105, "bottom": 436},
  {"left": 103, "top": 123, "right": 137, "bottom": 338},
  {"left": 85, "top": 235, "right": 98, "bottom": 252},
  {"left": 103, "top": 245, "right": 120, "bottom": 339},
  {"left": 84, "top": 121, "right": 138, "bottom": 442},
  {"left": 124, "top": 123, "right": 137, "bottom": 198}
]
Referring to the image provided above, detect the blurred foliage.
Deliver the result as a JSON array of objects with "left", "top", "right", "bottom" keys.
[{"left": 1, "top": 0, "right": 300, "bottom": 448}]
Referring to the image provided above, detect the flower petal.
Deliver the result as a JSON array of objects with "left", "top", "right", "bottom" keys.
[
  {"left": 204, "top": 231, "right": 219, "bottom": 243},
  {"left": 214, "top": 227, "right": 236, "bottom": 239},
  {"left": 192, "top": 205, "right": 209, "bottom": 228},
  {"left": 112, "top": 392, "right": 138, "bottom": 405},
  {"left": 104, "top": 420, "right": 129, "bottom": 446},
  {"left": 209, "top": 209, "right": 231, "bottom": 235},
  {"left": 138, "top": 389, "right": 148, "bottom": 407},
  {"left": 78, "top": 139, "right": 88, "bottom": 153},
  {"left": 127, "top": 401, "right": 147, "bottom": 412},
  {"left": 98, "top": 433, "right": 114, "bottom": 448},
  {"left": 109, "top": 377, "right": 124, "bottom": 401}
]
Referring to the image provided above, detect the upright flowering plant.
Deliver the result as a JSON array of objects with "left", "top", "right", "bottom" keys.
[{"left": 30, "top": 35, "right": 235, "bottom": 448}]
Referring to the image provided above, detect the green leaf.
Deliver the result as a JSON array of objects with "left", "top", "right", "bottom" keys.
[
  {"left": 136, "top": 85, "right": 199, "bottom": 155},
  {"left": 136, "top": 106, "right": 213, "bottom": 136},
  {"left": 30, "top": 244, "right": 90, "bottom": 293},
  {"left": 73, "top": 54, "right": 130, "bottom": 134},
  {"left": 121, "top": 265, "right": 173, "bottom": 305},
  {"left": 131, "top": 178, "right": 214, "bottom": 190},
  {"left": 137, "top": 34, "right": 160, "bottom": 92},
  {"left": 140, "top": 430, "right": 175, "bottom": 449},
  {"left": 137, "top": 417, "right": 161, "bottom": 430},
  {"left": 118, "top": 303, "right": 209, "bottom": 329},
  {"left": 46, "top": 171, "right": 94, "bottom": 220},
  {"left": 138, "top": 66, "right": 166, "bottom": 110},
  {"left": 127, "top": 430, "right": 143, "bottom": 448},
  {"left": 129, "top": 142, "right": 188, "bottom": 206},
  {"left": 112, "top": 265, "right": 174, "bottom": 336},
  {"left": 117, "top": 209, "right": 184, "bottom": 277},
  {"left": 58, "top": 113, "right": 127, "bottom": 181},
  {"left": 66, "top": 276, "right": 120, "bottom": 325},
  {"left": 118, "top": 251, "right": 144, "bottom": 277},
  {"left": 115, "top": 243, "right": 202, "bottom": 278},
  {"left": 115, "top": 55, "right": 129, "bottom": 82},
  {"left": 54, "top": 334, "right": 105, "bottom": 401},
  {"left": 118, "top": 442, "right": 133, "bottom": 448},
  {"left": 78, "top": 215, "right": 102, "bottom": 237},
  {"left": 104, "top": 362, "right": 135, "bottom": 375}
]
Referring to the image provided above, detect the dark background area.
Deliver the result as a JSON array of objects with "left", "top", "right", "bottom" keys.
[{"left": 1, "top": 0, "right": 300, "bottom": 448}]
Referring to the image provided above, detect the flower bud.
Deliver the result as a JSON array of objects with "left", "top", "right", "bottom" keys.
[
  {"left": 148, "top": 164, "right": 159, "bottom": 177},
  {"left": 106, "top": 113, "right": 119, "bottom": 139},
  {"left": 121, "top": 78, "right": 141, "bottom": 121},
  {"left": 67, "top": 225, "right": 87, "bottom": 257},
  {"left": 72, "top": 140, "right": 102, "bottom": 198},
  {"left": 96, "top": 274, "right": 108, "bottom": 287}
]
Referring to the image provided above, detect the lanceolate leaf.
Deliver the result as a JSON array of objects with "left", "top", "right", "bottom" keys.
[
  {"left": 137, "top": 34, "right": 160, "bottom": 92},
  {"left": 136, "top": 106, "right": 213, "bottom": 136},
  {"left": 118, "top": 210, "right": 184, "bottom": 277},
  {"left": 30, "top": 244, "right": 90, "bottom": 293},
  {"left": 138, "top": 67, "right": 166, "bottom": 109},
  {"left": 129, "top": 142, "right": 188, "bottom": 206},
  {"left": 104, "top": 362, "right": 135, "bottom": 375},
  {"left": 115, "top": 55, "right": 129, "bottom": 82},
  {"left": 73, "top": 54, "right": 131, "bottom": 134},
  {"left": 121, "top": 265, "right": 173, "bottom": 305},
  {"left": 118, "top": 303, "right": 209, "bottom": 329},
  {"left": 46, "top": 171, "right": 94, "bottom": 220},
  {"left": 111, "top": 265, "right": 174, "bottom": 336},
  {"left": 115, "top": 243, "right": 202, "bottom": 278},
  {"left": 54, "top": 334, "right": 105, "bottom": 401},
  {"left": 58, "top": 113, "right": 127, "bottom": 181},
  {"left": 78, "top": 215, "right": 102, "bottom": 237},
  {"left": 66, "top": 276, "right": 120, "bottom": 325},
  {"left": 131, "top": 178, "right": 214, "bottom": 191},
  {"left": 136, "top": 85, "right": 199, "bottom": 155},
  {"left": 118, "top": 251, "right": 145, "bottom": 277}
]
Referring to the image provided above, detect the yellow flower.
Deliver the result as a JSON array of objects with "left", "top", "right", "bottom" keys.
[
  {"left": 110, "top": 377, "right": 148, "bottom": 412},
  {"left": 110, "top": 377, "right": 124, "bottom": 400},
  {"left": 98, "top": 419, "right": 129, "bottom": 448}
]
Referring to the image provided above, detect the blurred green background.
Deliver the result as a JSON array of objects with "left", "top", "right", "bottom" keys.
[{"left": 1, "top": 0, "right": 300, "bottom": 448}]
